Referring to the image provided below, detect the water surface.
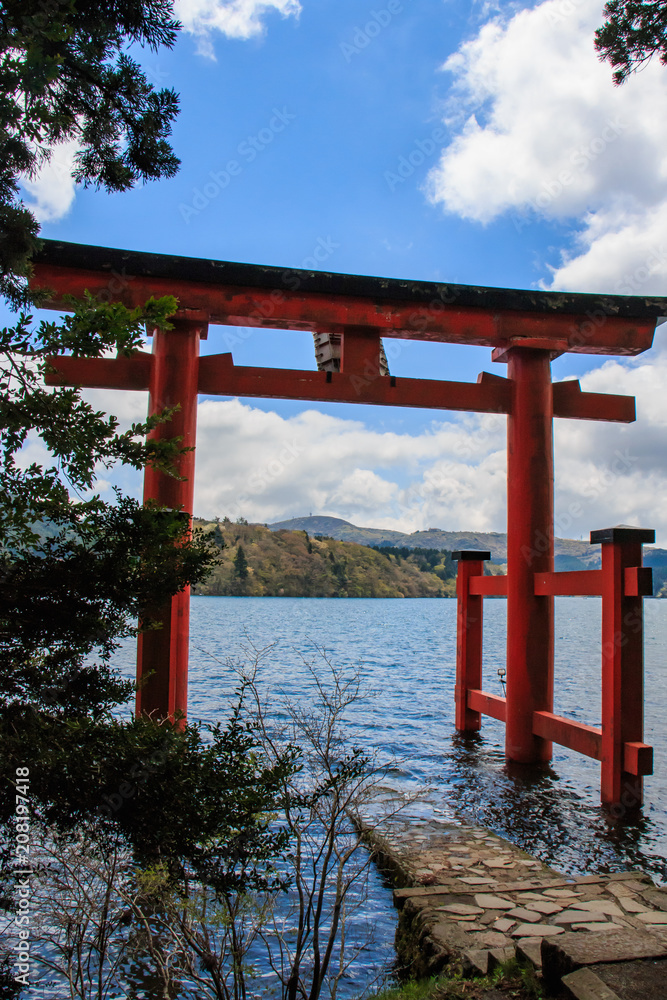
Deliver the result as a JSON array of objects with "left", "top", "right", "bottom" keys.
[
  {"left": 182, "top": 596, "right": 667, "bottom": 884},
  {"left": 107, "top": 595, "right": 666, "bottom": 996}
]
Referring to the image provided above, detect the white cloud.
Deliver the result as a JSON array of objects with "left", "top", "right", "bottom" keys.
[
  {"left": 76, "top": 389, "right": 509, "bottom": 531},
  {"left": 21, "top": 141, "right": 79, "bottom": 223},
  {"left": 544, "top": 204, "right": 667, "bottom": 294},
  {"left": 193, "top": 398, "right": 507, "bottom": 528},
  {"left": 428, "top": 0, "right": 667, "bottom": 293},
  {"left": 175, "top": 0, "right": 301, "bottom": 56},
  {"left": 329, "top": 469, "right": 398, "bottom": 512},
  {"left": 184, "top": 387, "right": 667, "bottom": 543}
]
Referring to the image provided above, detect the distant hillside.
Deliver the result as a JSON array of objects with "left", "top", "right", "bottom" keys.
[
  {"left": 191, "top": 519, "right": 455, "bottom": 598},
  {"left": 267, "top": 516, "right": 667, "bottom": 594},
  {"left": 268, "top": 515, "right": 511, "bottom": 559},
  {"left": 268, "top": 515, "right": 410, "bottom": 548},
  {"left": 268, "top": 515, "right": 589, "bottom": 564}
]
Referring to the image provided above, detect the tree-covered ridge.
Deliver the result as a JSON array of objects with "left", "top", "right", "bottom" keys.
[
  {"left": 371, "top": 544, "right": 456, "bottom": 581},
  {"left": 192, "top": 519, "right": 457, "bottom": 598}
]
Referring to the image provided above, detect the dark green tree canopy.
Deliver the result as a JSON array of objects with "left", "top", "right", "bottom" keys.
[
  {"left": 1, "top": 691, "right": 299, "bottom": 891},
  {"left": 596, "top": 1, "right": 667, "bottom": 83},
  {"left": 0, "top": 19, "right": 280, "bottom": 992},
  {"left": 0, "top": 294, "right": 219, "bottom": 720},
  {"left": 0, "top": 0, "right": 180, "bottom": 301},
  {"left": 234, "top": 543, "right": 249, "bottom": 580},
  {"left": 213, "top": 520, "right": 225, "bottom": 547},
  {"left": 0, "top": 1, "right": 218, "bottom": 723}
]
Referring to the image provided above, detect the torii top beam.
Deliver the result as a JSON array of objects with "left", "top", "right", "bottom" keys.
[{"left": 32, "top": 240, "right": 665, "bottom": 358}]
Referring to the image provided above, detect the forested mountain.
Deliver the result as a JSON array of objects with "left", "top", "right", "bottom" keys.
[
  {"left": 191, "top": 519, "right": 455, "bottom": 597},
  {"left": 268, "top": 515, "right": 592, "bottom": 564},
  {"left": 191, "top": 517, "right": 667, "bottom": 597},
  {"left": 267, "top": 516, "right": 667, "bottom": 593}
]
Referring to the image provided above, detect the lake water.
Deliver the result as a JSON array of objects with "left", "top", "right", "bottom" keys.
[
  {"left": 185, "top": 596, "right": 667, "bottom": 881},
  {"left": 110, "top": 596, "right": 667, "bottom": 997}
]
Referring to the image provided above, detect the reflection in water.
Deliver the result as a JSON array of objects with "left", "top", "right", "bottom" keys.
[{"left": 442, "top": 734, "right": 665, "bottom": 884}]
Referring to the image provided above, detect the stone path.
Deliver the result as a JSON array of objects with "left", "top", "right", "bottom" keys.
[{"left": 363, "top": 814, "right": 667, "bottom": 998}]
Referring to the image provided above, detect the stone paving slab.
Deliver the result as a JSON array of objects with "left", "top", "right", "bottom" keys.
[
  {"left": 561, "top": 967, "right": 622, "bottom": 1000},
  {"left": 361, "top": 813, "right": 667, "bottom": 994},
  {"left": 541, "top": 928, "right": 667, "bottom": 988},
  {"left": 515, "top": 938, "right": 543, "bottom": 968}
]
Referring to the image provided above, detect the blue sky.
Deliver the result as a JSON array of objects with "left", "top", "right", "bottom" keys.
[{"left": 20, "top": 0, "right": 667, "bottom": 542}]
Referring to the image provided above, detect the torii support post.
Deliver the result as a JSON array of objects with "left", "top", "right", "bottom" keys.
[
  {"left": 504, "top": 347, "right": 555, "bottom": 765},
  {"left": 453, "top": 550, "right": 491, "bottom": 731},
  {"left": 136, "top": 319, "right": 204, "bottom": 723},
  {"left": 594, "top": 525, "right": 655, "bottom": 811}
]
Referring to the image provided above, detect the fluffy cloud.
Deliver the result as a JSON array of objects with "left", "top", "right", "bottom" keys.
[
  {"left": 546, "top": 204, "right": 667, "bottom": 294},
  {"left": 72, "top": 388, "right": 508, "bottom": 531},
  {"left": 175, "top": 0, "right": 301, "bottom": 56},
  {"left": 428, "top": 0, "right": 667, "bottom": 293},
  {"left": 81, "top": 377, "right": 664, "bottom": 543},
  {"left": 21, "top": 141, "right": 79, "bottom": 223},
  {"left": 193, "top": 398, "right": 507, "bottom": 529}
]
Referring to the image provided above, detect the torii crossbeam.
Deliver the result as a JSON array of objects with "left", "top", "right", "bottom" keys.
[{"left": 31, "top": 240, "right": 666, "bottom": 808}]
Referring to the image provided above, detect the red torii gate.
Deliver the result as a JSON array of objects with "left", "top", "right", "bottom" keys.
[{"left": 32, "top": 240, "right": 665, "bottom": 810}]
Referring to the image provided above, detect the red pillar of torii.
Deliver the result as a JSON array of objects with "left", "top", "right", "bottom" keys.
[
  {"left": 138, "top": 318, "right": 202, "bottom": 719},
  {"left": 31, "top": 240, "right": 665, "bottom": 808}
]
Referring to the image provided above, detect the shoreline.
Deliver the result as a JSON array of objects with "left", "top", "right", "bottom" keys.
[{"left": 361, "top": 812, "right": 667, "bottom": 997}]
